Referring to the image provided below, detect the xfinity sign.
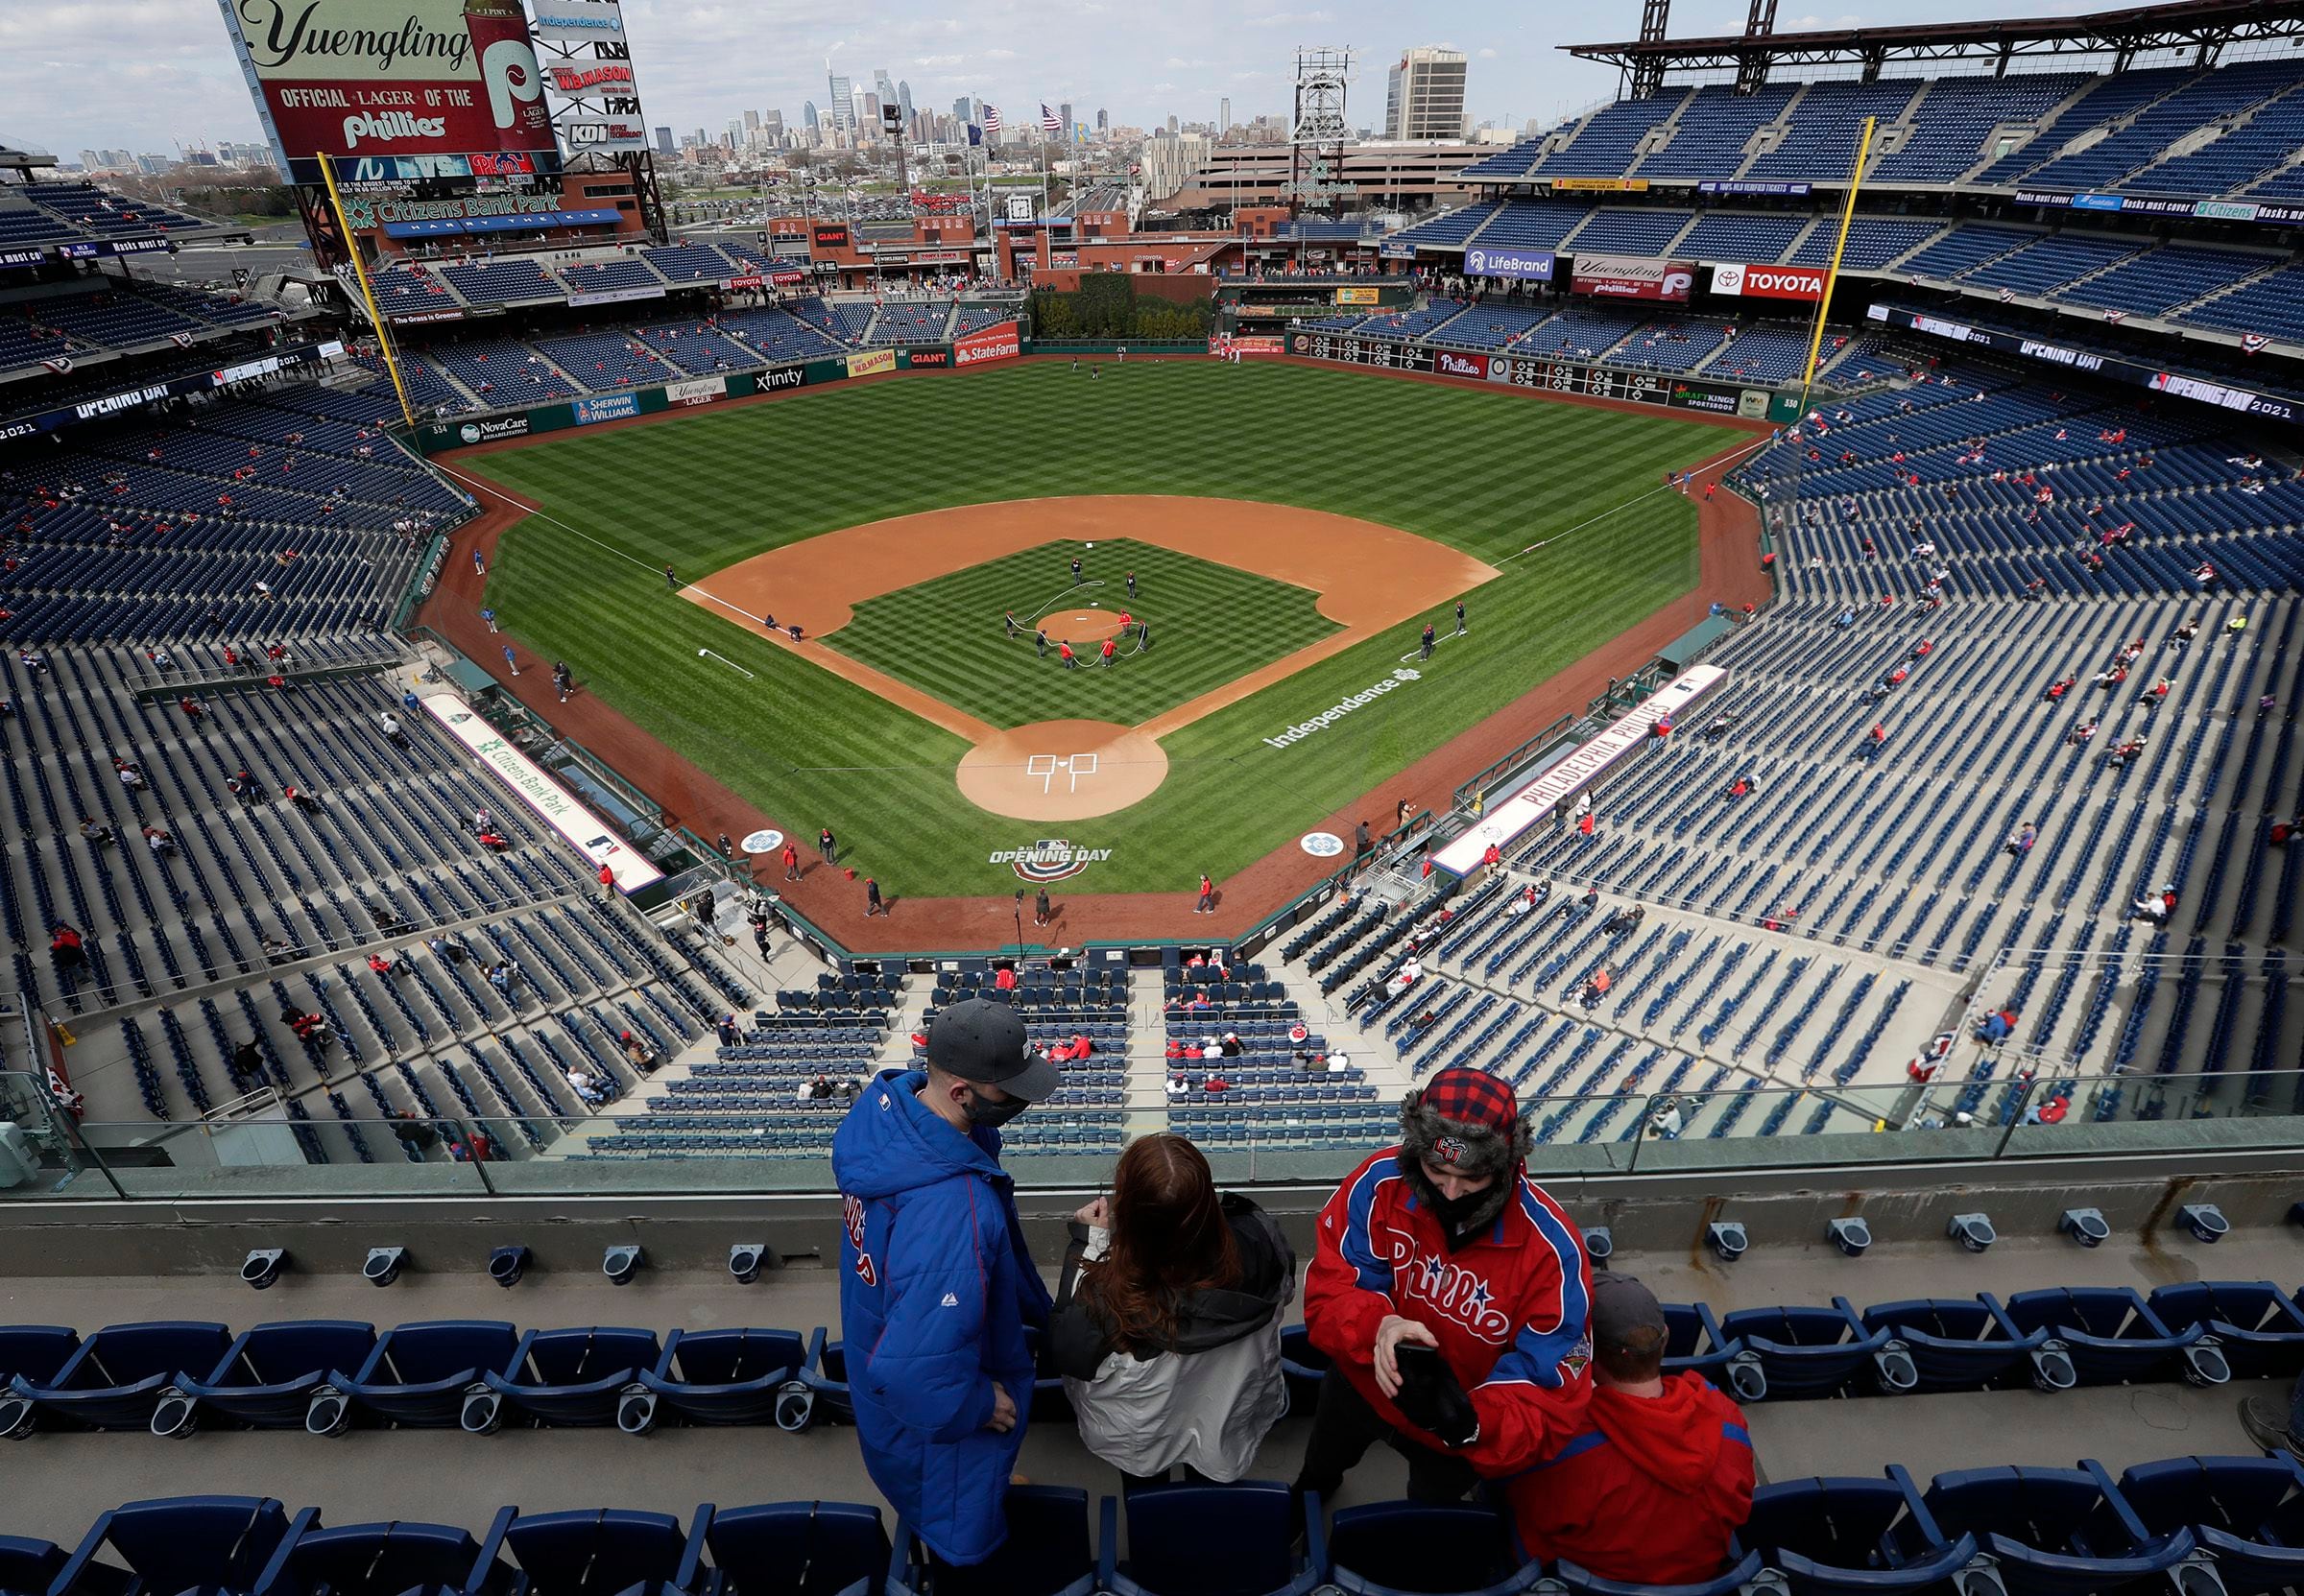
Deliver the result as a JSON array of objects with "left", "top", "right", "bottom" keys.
[{"left": 1463, "top": 246, "right": 1554, "bottom": 282}]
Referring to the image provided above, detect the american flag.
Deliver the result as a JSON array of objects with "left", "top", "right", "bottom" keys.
[
  {"left": 1041, "top": 102, "right": 1061, "bottom": 134},
  {"left": 983, "top": 104, "right": 1001, "bottom": 135}
]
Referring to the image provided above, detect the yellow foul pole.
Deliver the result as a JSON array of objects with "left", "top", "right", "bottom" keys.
[
  {"left": 1797, "top": 114, "right": 1876, "bottom": 417},
  {"left": 317, "top": 153, "right": 417, "bottom": 431}
]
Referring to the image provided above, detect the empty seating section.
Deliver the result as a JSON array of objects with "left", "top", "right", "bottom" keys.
[
  {"left": 2177, "top": 265, "right": 2304, "bottom": 337},
  {"left": 1458, "top": 139, "right": 1545, "bottom": 180},
  {"left": 1468, "top": 200, "right": 1593, "bottom": 250},
  {"left": 1428, "top": 302, "right": 1551, "bottom": 350},
  {"left": 20, "top": 182, "right": 204, "bottom": 236},
  {"left": 1788, "top": 217, "right": 1943, "bottom": 270},
  {"left": 865, "top": 302, "right": 953, "bottom": 345},
  {"left": 713, "top": 306, "right": 850, "bottom": 362},
  {"left": 0, "top": 281, "right": 281, "bottom": 377},
  {"left": 642, "top": 243, "right": 737, "bottom": 283},
  {"left": 1702, "top": 324, "right": 1815, "bottom": 385},
  {"left": 1607, "top": 318, "right": 1735, "bottom": 374},
  {"left": 633, "top": 322, "right": 757, "bottom": 374},
  {"left": 438, "top": 259, "right": 559, "bottom": 305},
  {"left": 1566, "top": 208, "right": 1692, "bottom": 258},
  {"left": 1640, "top": 84, "right": 1800, "bottom": 179},
  {"left": 1520, "top": 305, "right": 1647, "bottom": 359},
  {"left": 1746, "top": 80, "right": 1921, "bottom": 183},
  {"left": 1896, "top": 226, "right": 2038, "bottom": 281},
  {"left": 1960, "top": 233, "right": 2146, "bottom": 296},
  {"left": 528, "top": 331, "right": 675, "bottom": 393},
  {"left": 2140, "top": 80, "right": 2304, "bottom": 196},
  {"left": 1674, "top": 211, "right": 1811, "bottom": 264},
  {"left": 952, "top": 304, "right": 1011, "bottom": 336},
  {"left": 2061, "top": 247, "right": 2280, "bottom": 318},
  {"left": 1972, "top": 69, "right": 2187, "bottom": 186},
  {"left": 369, "top": 262, "right": 463, "bottom": 314},
  {"left": 1871, "top": 73, "right": 2091, "bottom": 184},
  {"left": 423, "top": 339, "right": 581, "bottom": 403},
  {"left": 1389, "top": 200, "right": 1503, "bottom": 249},
  {"left": 824, "top": 301, "right": 876, "bottom": 344},
  {"left": 1534, "top": 93, "right": 1687, "bottom": 177},
  {"left": 2019, "top": 64, "right": 2292, "bottom": 193},
  {"left": 32, "top": 291, "right": 204, "bottom": 348},
  {"left": 1356, "top": 298, "right": 1472, "bottom": 338},
  {"left": 556, "top": 256, "right": 666, "bottom": 296}
]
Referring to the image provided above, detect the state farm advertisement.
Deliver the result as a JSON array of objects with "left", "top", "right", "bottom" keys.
[
  {"left": 954, "top": 321, "right": 1021, "bottom": 368},
  {"left": 1572, "top": 255, "right": 1695, "bottom": 302},
  {"left": 220, "top": 0, "right": 557, "bottom": 167},
  {"left": 1709, "top": 262, "right": 1826, "bottom": 303}
]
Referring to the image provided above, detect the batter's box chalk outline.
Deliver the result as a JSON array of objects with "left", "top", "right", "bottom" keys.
[{"left": 1025, "top": 752, "right": 1101, "bottom": 794}]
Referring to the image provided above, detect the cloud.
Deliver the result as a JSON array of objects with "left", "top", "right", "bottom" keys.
[
  {"left": 1477, "top": 47, "right": 1497, "bottom": 59},
  {"left": 1243, "top": 9, "right": 1331, "bottom": 25}
]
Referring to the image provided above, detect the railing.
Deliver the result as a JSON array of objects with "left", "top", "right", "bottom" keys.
[{"left": 12, "top": 1067, "right": 2302, "bottom": 1203}]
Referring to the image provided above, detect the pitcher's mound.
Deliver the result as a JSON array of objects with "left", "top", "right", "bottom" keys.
[
  {"left": 957, "top": 720, "right": 1169, "bottom": 821},
  {"left": 1044, "top": 609, "right": 1129, "bottom": 645}
]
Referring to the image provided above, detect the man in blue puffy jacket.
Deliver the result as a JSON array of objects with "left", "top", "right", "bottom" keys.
[{"left": 832, "top": 998, "right": 1060, "bottom": 1565}]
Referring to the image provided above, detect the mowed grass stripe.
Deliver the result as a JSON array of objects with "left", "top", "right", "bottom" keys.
[
  {"left": 828, "top": 539, "right": 1336, "bottom": 728},
  {"left": 471, "top": 361, "right": 1721, "bottom": 895}
]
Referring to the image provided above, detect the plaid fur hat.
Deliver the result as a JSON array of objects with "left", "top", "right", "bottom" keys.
[{"left": 1400, "top": 1067, "right": 1529, "bottom": 1180}]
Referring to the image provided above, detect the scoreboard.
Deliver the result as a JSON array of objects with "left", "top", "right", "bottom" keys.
[{"left": 1290, "top": 333, "right": 1776, "bottom": 418}]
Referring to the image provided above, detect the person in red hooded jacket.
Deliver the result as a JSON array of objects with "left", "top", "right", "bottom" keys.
[
  {"left": 1296, "top": 1067, "right": 1593, "bottom": 1505},
  {"left": 1507, "top": 1271, "right": 1754, "bottom": 1583}
]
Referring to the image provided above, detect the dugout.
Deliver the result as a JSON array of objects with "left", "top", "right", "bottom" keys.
[{"left": 1659, "top": 614, "right": 1735, "bottom": 674}]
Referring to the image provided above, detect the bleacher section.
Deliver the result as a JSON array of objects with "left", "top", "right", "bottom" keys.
[
  {"left": 1639, "top": 84, "right": 1800, "bottom": 179},
  {"left": 1868, "top": 73, "right": 2091, "bottom": 185}
]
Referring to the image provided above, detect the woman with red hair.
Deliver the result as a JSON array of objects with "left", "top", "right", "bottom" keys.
[{"left": 1048, "top": 1133, "right": 1294, "bottom": 1491}]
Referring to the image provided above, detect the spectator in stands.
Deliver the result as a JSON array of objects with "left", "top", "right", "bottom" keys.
[
  {"left": 48, "top": 921, "right": 85, "bottom": 987},
  {"left": 618, "top": 1031, "right": 658, "bottom": 1073},
  {"left": 1581, "top": 967, "right": 1615, "bottom": 1009},
  {"left": 390, "top": 1110, "right": 437, "bottom": 1152},
  {"left": 286, "top": 785, "right": 321, "bottom": 815},
  {"left": 1602, "top": 906, "right": 1644, "bottom": 940},
  {"left": 2272, "top": 818, "right": 2296, "bottom": 849},
  {"left": 2044, "top": 677, "right": 2075, "bottom": 703},
  {"left": 1382, "top": 960, "right": 1423, "bottom": 999},
  {"left": 477, "top": 829, "right": 509, "bottom": 850},
  {"left": 378, "top": 711, "right": 408, "bottom": 747},
  {"left": 1218, "top": 1032, "right": 1243, "bottom": 1059},
  {"left": 230, "top": 1040, "right": 266, "bottom": 1090},
  {"left": 1049, "top": 1133, "right": 1295, "bottom": 1491},
  {"left": 141, "top": 823, "right": 177, "bottom": 859},
  {"left": 2133, "top": 884, "right": 2176, "bottom": 924},
  {"left": 1503, "top": 881, "right": 1546, "bottom": 919},
  {"left": 1978, "top": 1008, "right": 2020, "bottom": 1044},
  {"left": 830, "top": 998, "right": 1058, "bottom": 1568},
  {"left": 1166, "top": 1071, "right": 1189, "bottom": 1100},
  {"left": 567, "top": 1066, "right": 612, "bottom": 1108},
  {"left": 993, "top": 964, "right": 1018, "bottom": 992},
  {"left": 372, "top": 902, "right": 411, "bottom": 935},
  {"left": 1649, "top": 1101, "right": 1683, "bottom": 1139},
  {"left": 260, "top": 935, "right": 295, "bottom": 965},
  {"left": 1726, "top": 775, "right": 1752, "bottom": 801},
  {"left": 2004, "top": 822, "right": 2037, "bottom": 859},
  {"left": 2145, "top": 679, "right": 2172, "bottom": 709},
  {"left": 116, "top": 759, "right": 146, "bottom": 792},
  {"left": 2171, "top": 617, "right": 2201, "bottom": 647},
  {"left": 1203, "top": 1074, "right": 1230, "bottom": 1093},
  {"left": 716, "top": 1012, "right": 740, "bottom": 1047},
  {"left": 2070, "top": 721, "right": 2100, "bottom": 746},
  {"left": 78, "top": 816, "right": 115, "bottom": 848},
  {"left": 2108, "top": 733, "right": 2148, "bottom": 769},
  {"left": 487, "top": 962, "right": 518, "bottom": 1004},
  {"left": 428, "top": 935, "right": 472, "bottom": 965},
  {"left": 366, "top": 952, "right": 402, "bottom": 979},
  {"left": 448, "top": 1130, "right": 495, "bottom": 1163},
  {"left": 1297, "top": 1067, "right": 1592, "bottom": 1508},
  {"left": 1504, "top": 1272, "right": 1754, "bottom": 1585}
]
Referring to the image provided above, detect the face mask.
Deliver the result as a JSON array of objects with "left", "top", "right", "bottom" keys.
[
  {"left": 962, "top": 1084, "right": 1030, "bottom": 1128},
  {"left": 1428, "top": 1184, "right": 1494, "bottom": 1235}
]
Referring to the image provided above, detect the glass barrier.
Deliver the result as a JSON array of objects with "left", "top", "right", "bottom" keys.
[{"left": 9, "top": 1067, "right": 2303, "bottom": 1203}]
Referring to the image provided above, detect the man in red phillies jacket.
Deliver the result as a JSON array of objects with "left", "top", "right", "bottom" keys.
[
  {"left": 1296, "top": 1067, "right": 1593, "bottom": 1505},
  {"left": 1505, "top": 1272, "right": 1754, "bottom": 1583}
]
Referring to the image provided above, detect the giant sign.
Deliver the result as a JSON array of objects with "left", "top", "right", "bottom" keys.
[
  {"left": 216, "top": 0, "right": 557, "bottom": 183},
  {"left": 559, "top": 113, "right": 649, "bottom": 151},
  {"left": 1572, "top": 255, "right": 1694, "bottom": 302},
  {"left": 420, "top": 695, "right": 662, "bottom": 891},
  {"left": 1709, "top": 262, "right": 1825, "bottom": 303},
  {"left": 529, "top": 0, "right": 626, "bottom": 34},
  {"left": 1463, "top": 245, "right": 1554, "bottom": 282}
]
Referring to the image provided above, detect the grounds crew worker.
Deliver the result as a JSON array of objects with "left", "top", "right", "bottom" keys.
[{"left": 1296, "top": 1066, "right": 1593, "bottom": 1505}]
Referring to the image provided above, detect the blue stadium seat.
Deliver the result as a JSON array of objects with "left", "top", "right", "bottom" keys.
[
  {"left": 1324, "top": 1502, "right": 1545, "bottom": 1596},
  {"left": 1553, "top": 1551, "right": 1770, "bottom": 1596},
  {"left": 1741, "top": 1469, "right": 1982, "bottom": 1596},
  {"left": 696, "top": 1502, "right": 889, "bottom": 1596},
  {"left": 480, "top": 1326, "right": 660, "bottom": 1428},
  {"left": 1717, "top": 1301, "right": 1912, "bottom": 1399},
  {"left": 252, "top": 1507, "right": 519, "bottom": 1596},
  {"left": 1918, "top": 1462, "right": 2210, "bottom": 1596},
  {"left": 10, "top": 1322, "right": 233, "bottom": 1432},
  {"left": 637, "top": 1326, "right": 817, "bottom": 1430},
  {"left": 1860, "top": 1298, "right": 2063, "bottom": 1394},
  {"left": 174, "top": 1321, "right": 378, "bottom": 1430},
  {"left": 2145, "top": 1285, "right": 2304, "bottom": 1380},
  {"left": 1279, "top": 1323, "right": 1332, "bottom": 1414},
  {"left": 0, "top": 1536, "right": 66, "bottom": 1596},
  {"left": 1097, "top": 1484, "right": 1322, "bottom": 1596},
  {"left": 1663, "top": 1304, "right": 1764, "bottom": 1402},
  {"left": 1998, "top": 1290, "right": 2226, "bottom": 1388},
  {"left": 500, "top": 1508, "right": 708, "bottom": 1596},
  {"left": 52, "top": 1496, "right": 295, "bottom": 1596},
  {"left": 329, "top": 1321, "right": 521, "bottom": 1429},
  {"left": 2115, "top": 1456, "right": 2304, "bottom": 1596},
  {"left": 889, "top": 1487, "right": 1094, "bottom": 1596}
]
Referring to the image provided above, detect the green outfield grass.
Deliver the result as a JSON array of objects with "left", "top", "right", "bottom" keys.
[
  {"left": 468, "top": 359, "right": 1727, "bottom": 898},
  {"left": 828, "top": 537, "right": 1340, "bottom": 727}
]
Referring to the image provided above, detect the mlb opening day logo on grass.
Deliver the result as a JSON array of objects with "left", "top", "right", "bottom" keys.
[{"left": 991, "top": 840, "right": 1114, "bottom": 882}]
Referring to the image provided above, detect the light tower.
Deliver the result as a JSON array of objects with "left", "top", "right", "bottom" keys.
[{"left": 1287, "top": 45, "right": 1352, "bottom": 219}]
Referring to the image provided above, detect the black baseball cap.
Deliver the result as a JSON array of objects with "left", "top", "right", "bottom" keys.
[
  {"left": 1591, "top": 1271, "right": 1669, "bottom": 1354},
  {"left": 926, "top": 998, "right": 1060, "bottom": 1102}
]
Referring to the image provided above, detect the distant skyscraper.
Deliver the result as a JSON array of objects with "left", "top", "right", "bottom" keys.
[
  {"left": 1060, "top": 101, "right": 1073, "bottom": 136},
  {"left": 1385, "top": 46, "right": 1468, "bottom": 140},
  {"left": 899, "top": 80, "right": 915, "bottom": 128},
  {"left": 827, "top": 73, "right": 854, "bottom": 131},
  {"left": 804, "top": 101, "right": 819, "bottom": 132},
  {"left": 1167, "top": 113, "right": 1179, "bottom": 133},
  {"left": 1096, "top": 107, "right": 1108, "bottom": 133},
  {"left": 744, "top": 109, "right": 759, "bottom": 132},
  {"left": 654, "top": 126, "right": 674, "bottom": 155},
  {"left": 1219, "top": 97, "right": 1230, "bottom": 135}
]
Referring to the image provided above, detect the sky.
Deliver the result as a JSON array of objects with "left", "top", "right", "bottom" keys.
[{"left": 7, "top": 0, "right": 2100, "bottom": 161}]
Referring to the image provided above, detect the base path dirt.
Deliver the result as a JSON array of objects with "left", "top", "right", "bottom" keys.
[{"left": 418, "top": 357, "right": 1771, "bottom": 953}]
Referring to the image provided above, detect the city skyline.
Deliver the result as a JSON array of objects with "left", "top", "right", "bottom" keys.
[{"left": 9, "top": 0, "right": 2093, "bottom": 166}]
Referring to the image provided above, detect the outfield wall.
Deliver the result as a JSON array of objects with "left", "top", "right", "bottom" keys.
[{"left": 1285, "top": 329, "right": 1808, "bottom": 422}]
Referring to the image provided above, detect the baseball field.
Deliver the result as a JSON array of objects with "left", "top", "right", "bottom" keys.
[{"left": 456, "top": 358, "right": 1732, "bottom": 900}]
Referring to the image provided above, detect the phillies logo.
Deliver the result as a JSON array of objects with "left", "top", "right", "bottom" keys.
[
  {"left": 1434, "top": 1134, "right": 1468, "bottom": 1165},
  {"left": 841, "top": 1194, "right": 877, "bottom": 1286},
  {"left": 1376, "top": 1221, "right": 1511, "bottom": 1341}
]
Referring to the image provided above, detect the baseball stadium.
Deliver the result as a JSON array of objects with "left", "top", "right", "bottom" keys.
[{"left": 5, "top": 0, "right": 2304, "bottom": 1572}]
